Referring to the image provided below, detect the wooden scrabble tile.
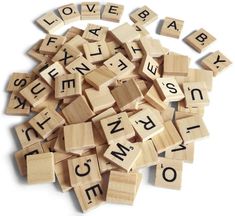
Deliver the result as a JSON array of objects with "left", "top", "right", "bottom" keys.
[
  {"left": 102, "top": 3, "right": 124, "bottom": 22},
  {"left": 36, "top": 11, "right": 64, "bottom": 33},
  {"left": 132, "top": 140, "right": 158, "bottom": 170},
  {"left": 68, "top": 154, "right": 101, "bottom": 187},
  {"left": 106, "top": 170, "right": 138, "bottom": 205},
  {"left": 15, "top": 142, "right": 43, "bottom": 176},
  {"left": 55, "top": 159, "right": 72, "bottom": 192},
  {"left": 40, "top": 62, "right": 67, "bottom": 87},
  {"left": 153, "top": 77, "right": 185, "bottom": 102},
  {"left": 85, "top": 87, "right": 115, "bottom": 113},
  {"left": 55, "top": 73, "right": 82, "bottom": 99},
  {"left": 27, "top": 152, "right": 55, "bottom": 184},
  {"left": 62, "top": 95, "right": 95, "bottom": 124},
  {"left": 152, "top": 121, "right": 183, "bottom": 153},
  {"left": 160, "top": 17, "right": 184, "bottom": 39},
  {"left": 201, "top": 50, "right": 232, "bottom": 76},
  {"left": 144, "top": 85, "right": 168, "bottom": 111},
  {"left": 27, "top": 40, "right": 48, "bottom": 62},
  {"left": 81, "top": 2, "right": 101, "bottom": 20},
  {"left": 104, "top": 53, "right": 135, "bottom": 78},
  {"left": 58, "top": 3, "right": 80, "bottom": 24},
  {"left": 100, "top": 112, "right": 135, "bottom": 145},
  {"left": 183, "top": 82, "right": 209, "bottom": 107},
  {"left": 39, "top": 34, "right": 66, "bottom": 55},
  {"left": 124, "top": 41, "right": 143, "bottom": 62},
  {"left": 64, "top": 27, "right": 84, "bottom": 41},
  {"left": 64, "top": 122, "right": 95, "bottom": 154},
  {"left": 175, "top": 115, "right": 209, "bottom": 144},
  {"left": 132, "top": 23, "right": 149, "bottom": 37},
  {"left": 6, "top": 72, "right": 35, "bottom": 92},
  {"left": 104, "top": 140, "right": 141, "bottom": 171},
  {"left": 85, "top": 66, "right": 117, "bottom": 90},
  {"left": 129, "top": 108, "right": 164, "bottom": 141},
  {"left": 82, "top": 24, "right": 108, "bottom": 42},
  {"left": 155, "top": 157, "right": 183, "bottom": 190},
  {"left": 74, "top": 179, "right": 105, "bottom": 212},
  {"left": 163, "top": 54, "right": 189, "bottom": 76},
  {"left": 130, "top": 5, "right": 158, "bottom": 26},
  {"left": 20, "top": 78, "right": 52, "bottom": 107},
  {"left": 111, "top": 23, "right": 140, "bottom": 44},
  {"left": 111, "top": 79, "right": 143, "bottom": 111},
  {"left": 188, "top": 68, "right": 213, "bottom": 91},
  {"left": 83, "top": 41, "right": 111, "bottom": 63},
  {"left": 29, "top": 107, "right": 65, "bottom": 139},
  {"left": 165, "top": 143, "right": 194, "bottom": 163},
  {"left": 52, "top": 45, "right": 82, "bottom": 67},
  {"left": 185, "top": 28, "right": 216, "bottom": 53},
  {"left": 138, "top": 103, "right": 163, "bottom": 123},
  {"left": 66, "top": 56, "right": 96, "bottom": 75},
  {"left": 6, "top": 92, "right": 30, "bottom": 115},
  {"left": 66, "top": 35, "right": 88, "bottom": 51},
  {"left": 138, "top": 55, "right": 161, "bottom": 81}
]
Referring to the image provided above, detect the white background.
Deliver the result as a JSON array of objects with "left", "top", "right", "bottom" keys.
[{"left": 0, "top": 0, "right": 235, "bottom": 215}]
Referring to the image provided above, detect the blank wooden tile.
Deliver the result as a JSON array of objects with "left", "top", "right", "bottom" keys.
[
  {"left": 62, "top": 95, "right": 95, "bottom": 124},
  {"left": 39, "top": 34, "right": 66, "bottom": 55},
  {"left": 104, "top": 140, "right": 141, "bottom": 171},
  {"left": 36, "top": 11, "right": 64, "bottom": 33},
  {"left": 6, "top": 72, "right": 35, "bottom": 92},
  {"left": 201, "top": 50, "right": 232, "bottom": 76},
  {"left": 152, "top": 121, "right": 183, "bottom": 153},
  {"left": 81, "top": 2, "right": 101, "bottom": 20},
  {"left": 15, "top": 142, "right": 43, "bottom": 176},
  {"left": 74, "top": 179, "right": 105, "bottom": 212},
  {"left": 85, "top": 87, "right": 115, "bottom": 113},
  {"left": 163, "top": 54, "right": 189, "bottom": 76},
  {"left": 40, "top": 62, "right": 67, "bottom": 87},
  {"left": 185, "top": 28, "right": 216, "bottom": 53},
  {"left": 58, "top": 3, "right": 80, "bottom": 24},
  {"left": 27, "top": 152, "right": 55, "bottom": 184},
  {"left": 129, "top": 108, "right": 164, "bottom": 141},
  {"left": 111, "top": 79, "right": 143, "bottom": 111},
  {"left": 132, "top": 140, "right": 158, "bottom": 170},
  {"left": 160, "top": 17, "right": 184, "bottom": 39},
  {"left": 165, "top": 143, "right": 194, "bottom": 163},
  {"left": 155, "top": 157, "right": 183, "bottom": 190},
  {"left": 66, "top": 35, "right": 88, "bottom": 51},
  {"left": 82, "top": 24, "right": 108, "bottom": 42},
  {"left": 64, "top": 27, "right": 84, "bottom": 41},
  {"left": 104, "top": 53, "right": 135, "bottom": 78},
  {"left": 130, "top": 5, "right": 158, "bottom": 26},
  {"left": 6, "top": 92, "right": 30, "bottom": 115},
  {"left": 83, "top": 41, "right": 111, "bottom": 63},
  {"left": 111, "top": 23, "right": 140, "bottom": 44},
  {"left": 29, "top": 107, "right": 65, "bottom": 139},
  {"left": 175, "top": 115, "right": 209, "bottom": 144},
  {"left": 100, "top": 112, "right": 135, "bottom": 144},
  {"left": 183, "top": 82, "right": 209, "bottom": 107},
  {"left": 177, "top": 100, "right": 205, "bottom": 117},
  {"left": 153, "top": 77, "right": 185, "bottom": 102},
  {"left": 102, "top": 3, "right": 124, "bottom": 22},
  {"left": 124, "top": 41, "right": 143, "bottom": 62},
  {"left": 68, "top": 154, "right": 101, "bottom": 187},
  {"left": 20, "top": 78, "right": 52, "bottom": 107},
  {"left": 132, "top": 23, "right": 149, "bottom": 37},
  {"left": 55, "top": 73, "right": 82, "bottom": 99},
  {"left": 106, "top": 170, "right": 138, "bottom": 205}
]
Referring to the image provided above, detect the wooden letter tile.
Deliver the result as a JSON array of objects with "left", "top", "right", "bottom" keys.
[
  {"left": 81, "top": 2, "right": 100, "bottom": 20},
  {"left": 102, "top": 3, "right": 124, "bottom": 22},
  {"left": 58, "top": 3, "right": 80, "bottom": 24},
  {"left": 124, "top": 41, "right": 143, "bottom": 62},
  {"left": 82, "top": 24, "right": 108, "bottom": 42}
]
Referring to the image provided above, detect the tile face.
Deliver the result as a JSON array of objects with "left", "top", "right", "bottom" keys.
[
  {"left": 102, "top": 3, "right": 124, "bottom": 22},
  {"left": 106, "top": 171, "right": 138, "bottom": 205},
  {"left": 175, "top": 115, "right": 209, "bottom": 144},
  {"left": 81, "top": 2, "right": 101, "bottom": 20},
  {"left": 27, "top": 153, "right": 55, "bottom": 184},
  {"left": 155, "top": 157, "right": 183, "bottom": 190},
  {"left": 129, "top": 108, "right": 164, "bottom": 141},
  {"left": 100, "top": 112, "right": 135, "bottom": 144},
  {"left": 130, "top": 5, "right": 158, "bottom": 26},
  {"left": 183, "top": 82, "right": 209, "bottom": 107},
  {"left": 185, "top": 28, "right": 216, "bottom": 53},
  {"left": 201, "top": 51, "right": 232, "bottom": 76},
  {"left": 160, "top": 17, "right": 184, "bottom": 38},
  {"left": 104, "top": 140, "right": 141, "bottom": 171},
  {"left": 82, "top": 24, "right": 108, "bottom": 42},
  {"left": 68, "top": 154, "right": 101, "bottom": 187},
  {"left": 58, "top": 3, "right": 80, "bottom": 24}
]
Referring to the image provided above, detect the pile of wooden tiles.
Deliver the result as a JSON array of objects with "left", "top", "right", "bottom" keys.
[{"left": 5, "top": 2, "right": 232, "bottom": 213}]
